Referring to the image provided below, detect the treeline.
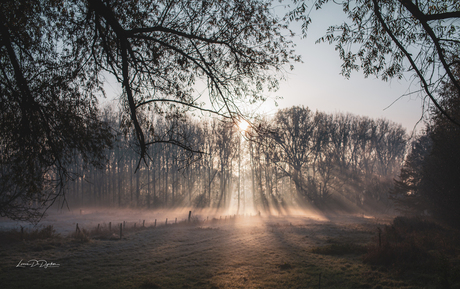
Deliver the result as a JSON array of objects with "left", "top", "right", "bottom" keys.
[
  {"left": 250, "top": 107, "right": 406, "bottom": 212},
  {"left": 62, "top": 106, "right": 407, "bottom": 213}
]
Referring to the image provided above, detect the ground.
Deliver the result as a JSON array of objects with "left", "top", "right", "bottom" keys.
[{"left": 0, "top": 209, "right": 430, "bottom": 288}]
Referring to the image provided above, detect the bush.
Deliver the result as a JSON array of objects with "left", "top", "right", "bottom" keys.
[
  {"left": 363, "top": 217, "right": 459, "bottom": 268},
  {"left": 0, "top": 225, "right": 58, "bottom": 244}
]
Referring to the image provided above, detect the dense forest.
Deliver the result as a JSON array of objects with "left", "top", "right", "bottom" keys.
[{"left": 58, "top": 105, "right": 406, "bottom": 214}]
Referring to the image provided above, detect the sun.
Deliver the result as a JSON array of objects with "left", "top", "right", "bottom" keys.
[{"left": 237, "top": 119, "right": 250, "bottom": 132}]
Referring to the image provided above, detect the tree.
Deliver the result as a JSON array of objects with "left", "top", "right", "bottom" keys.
[
  {"left": 390, "top": 131, "right": 432, "bottom": 214},
  {"left": 0, "top": 0, "right": 299, "bottom": 221},
  {"left": 390, "top": 69, "right": 460, "bottom": 226},
  {"left": 215, "top": 120, "right": 237, "bottom": 208},
  {"left": 419, "top": 73, "right": 460, "bottom": 226},
  {"left": 288, "top": 0, "right": 460, "bottom": 125},
  {"left": 87, "top": 0, "right": 299, "bottom": 160},
  {"left": 0, "top": 1, "right": 113, "bottom": 222},
  {"left": 271, "top": 106, "right": 316, "bottom": 202}
]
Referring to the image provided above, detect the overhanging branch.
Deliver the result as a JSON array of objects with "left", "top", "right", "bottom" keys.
[
  {"left": 399, "top": 0, "right": 460, "bottom": 96},
  {"left": 135, "top": 98, "right": 231, "bottom": 118},
  {"left": 373, "top": 0, "right": 460, "bottom": 127}
]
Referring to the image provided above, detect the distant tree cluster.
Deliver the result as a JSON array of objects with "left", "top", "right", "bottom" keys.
[
  {"left": 252, "top": 106, "right": 407, "bottom": 212},
  {"left": 61, "top": 106, "right": 406, "bottom": 214},
  {"left": 63, "top": 110, "right": 240, "bottom": 210}
]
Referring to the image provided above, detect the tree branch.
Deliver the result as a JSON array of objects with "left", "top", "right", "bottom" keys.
[
  {"left": 373, "top": 0, "right": 460, "bottom": 127},
  {"left": 129, "top": 26, "right": 225, "bottom": 45},
  {"left": 89, "top": 0, "right": 147, "bottom": 170},
  {"left": 399, "top": 0, "right": 460, "bottom": 96},
  {"left": 135, "top": 98, "right": 231, "bottom": 118},
  {"left": 423, "top": 11, "right": 460, "bottom": 21},
  {"left": 145, "top": 140, "right": 205, "bottom": 155}
]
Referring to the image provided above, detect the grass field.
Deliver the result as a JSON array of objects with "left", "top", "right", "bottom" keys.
[{"left": 0, "top": 212, "right": 458, "bottom": 288}]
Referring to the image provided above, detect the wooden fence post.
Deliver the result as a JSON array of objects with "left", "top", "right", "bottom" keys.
[
  {"left": 143, "top": 220, "right": 145, "bottom": 227},
  {"left": 109, "top": 222, "right": 111, "bottom": 232},
  {"left": 175, "top": 218, "right": 177, "bottom": 224},
  {"left": 165, "top": 218, "right": 168, "bottom": 225},
  {"left": 76, "top": 223, "right": 80, "bottom": 233},
  {"left": 188, "top": 211, "right": 192, "bottom": 222},
  {"left": 154, "top": 219, "right": 157, "bottom": 227},
  {"left": 119, "top": 223, "right": 122, "bottom": 239}
]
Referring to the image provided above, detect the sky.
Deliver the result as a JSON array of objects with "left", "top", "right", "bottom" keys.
[
  {"left": 101, "top": 2, "right": 428, "bottom": 134},
  {"left": 256, "top": 2, "right": 426, "bottom": 133}
]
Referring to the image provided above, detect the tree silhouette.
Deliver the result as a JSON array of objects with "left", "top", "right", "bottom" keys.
[{"left": 0, "top": 0, "right": 299, "bottom": 221}]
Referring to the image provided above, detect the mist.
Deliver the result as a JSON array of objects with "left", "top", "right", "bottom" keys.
[{"left": 44, "top": 107, "right": 404, "bottom": 222}]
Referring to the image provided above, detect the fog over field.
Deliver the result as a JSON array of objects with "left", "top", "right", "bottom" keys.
[{"left": 1, "top": 206, "right": 329, "bottom": 236}]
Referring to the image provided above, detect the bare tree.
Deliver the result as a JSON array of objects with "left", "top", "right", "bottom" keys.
[{"left": 271, "top": 106, "right": 315, "bottom": 202}]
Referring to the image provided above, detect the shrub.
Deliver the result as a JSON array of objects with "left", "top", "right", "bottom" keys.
[
  {"left": 0, "top": 225, "right": 59, "bottom": 245},
  {"left": 363, "top": 217, "right": 459, "bottom": 268}
]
